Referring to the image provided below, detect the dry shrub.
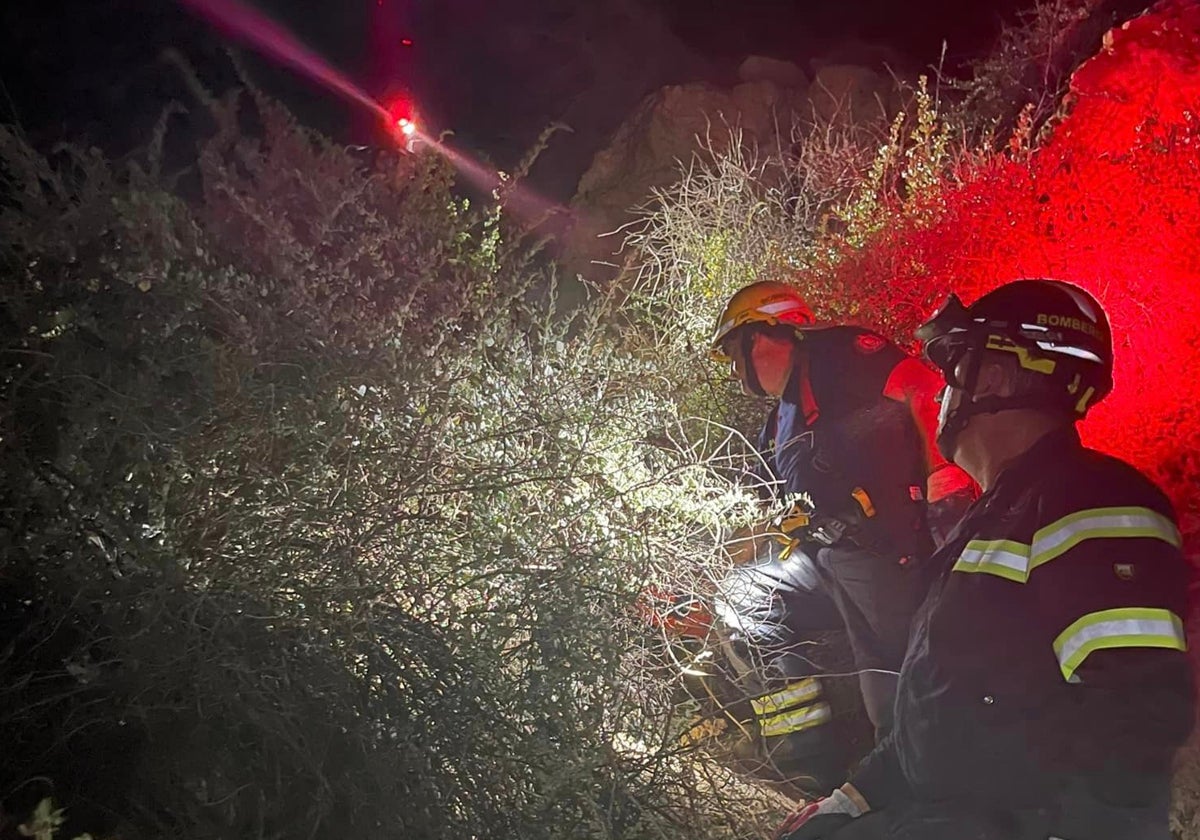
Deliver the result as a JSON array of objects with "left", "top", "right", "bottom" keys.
[{"left": 0, "top": 82, "right": 779, "bottom": 838}]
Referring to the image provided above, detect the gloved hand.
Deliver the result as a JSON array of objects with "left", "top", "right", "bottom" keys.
[
  {"left": 772, "top": 784, "right": 868, "bottom": 840},
  {"left": 637, "top": 588, "right": 712, "bottom": 640}
]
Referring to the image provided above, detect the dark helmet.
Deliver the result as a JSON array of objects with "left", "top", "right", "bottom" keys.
[{"left": 916, "top": 279, "right": 1113, "bottom": 455}]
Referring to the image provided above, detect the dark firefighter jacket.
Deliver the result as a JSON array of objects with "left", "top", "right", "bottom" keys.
[
  {"left": 759, "top": 326, "right": 971, "bottom": 558},
  {"left": 850, "top": 425, "right": 1195, "bottom": 812}
]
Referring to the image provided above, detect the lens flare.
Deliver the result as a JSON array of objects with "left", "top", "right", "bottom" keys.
[
  {"left": 179, "top": 0, "right": 390, "bottom": 124},
  {"left": 179, "top": 0, "right": 569, "bottom": 223}
]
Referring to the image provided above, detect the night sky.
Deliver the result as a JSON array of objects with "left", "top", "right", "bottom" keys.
[{"left": 1, "top": 0, "right": 1040, "bottom": 198}]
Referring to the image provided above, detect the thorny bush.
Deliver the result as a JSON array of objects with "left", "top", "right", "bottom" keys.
[{"left": 0, "top": 88, "right": 775, "bottom": 838}]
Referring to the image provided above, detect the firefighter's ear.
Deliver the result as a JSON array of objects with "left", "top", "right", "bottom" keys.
[{"left": 972, "top": 355, "right": 1013, "bottom": 397}]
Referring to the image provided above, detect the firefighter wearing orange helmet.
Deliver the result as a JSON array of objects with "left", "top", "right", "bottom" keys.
[
  {"left": 778, "top": 279, "right": 1194, "bottom": 840},
  {"left": 707, "top": 281, "right": 975, "bottom": 792}
]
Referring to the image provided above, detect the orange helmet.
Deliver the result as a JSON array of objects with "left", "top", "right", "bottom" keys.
[{"left": 710, "top": 281, "right": 819, "bottom": 362}]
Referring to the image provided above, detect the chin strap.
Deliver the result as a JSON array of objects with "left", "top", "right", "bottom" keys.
[
  {"left": 936, "top": 339, "right": 1071, "bottom": 461},
  {"left": 938, "top": 385, "right": 1076, "bottom": 463},
  {"left": 936, "top": 339, "right": 984, "bottom": 461}
]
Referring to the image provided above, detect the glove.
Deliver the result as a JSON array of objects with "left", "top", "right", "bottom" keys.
[
  {"left": 638, "top": 588, "right": 713, "bottom": 640},
  {"left": 772, "top": 784, "right": 868, "bottom": 840}
]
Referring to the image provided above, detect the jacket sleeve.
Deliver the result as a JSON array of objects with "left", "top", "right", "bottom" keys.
[
  {"left": 750, "top": 405, "right": 782, "bottom": 503},
  {"left": 846, "top": 729, "right": 909, "bottom": 809},
  {"left": 1029, "top": 487, "right": 1195, "bottom": 805}
]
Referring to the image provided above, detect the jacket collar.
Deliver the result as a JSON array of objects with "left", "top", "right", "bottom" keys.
[{"left": 988, "top": 424, "right": 1081, "bottom": 498}]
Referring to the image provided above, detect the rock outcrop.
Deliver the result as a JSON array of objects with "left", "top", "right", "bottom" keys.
[
  {"left": 563, "top": 60, "right": 902, "bottom": 282},
  {"left": 564, "top": 78, "right": 813, "bottom": 281},
  {"left": 808, "top": 64, "right": 898, "bottom": 125},
  {"left": 738, "top": 55, "right": 808, "bottom": 89}
]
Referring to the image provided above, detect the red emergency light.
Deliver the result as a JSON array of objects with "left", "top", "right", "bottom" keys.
[
  {"left": 384, "top": 95, "right": 419, "bottom": 146},
  {"left": 385, "top": 95, "right": 413, "bottom": 124}
]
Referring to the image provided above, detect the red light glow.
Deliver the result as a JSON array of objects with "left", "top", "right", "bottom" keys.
[
  {"left": 385, "top": 97, "right": 418, "bottom": 144},
  {"left": 797, "top": 0, "right": 1200, "bottom": 531},
  {"left": 385, "top": 96, "right": 414, "bottom": 125}
]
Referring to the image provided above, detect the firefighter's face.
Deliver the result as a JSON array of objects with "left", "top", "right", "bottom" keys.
[
  {"left": 723, "top": 330, "right": 792, "bottom": 397},
  {"left": 725, "top": 338, "right": 760, "bottom": 396},
  {"left": 936, "top": 352, "right": 1016, "bottom": 464}
]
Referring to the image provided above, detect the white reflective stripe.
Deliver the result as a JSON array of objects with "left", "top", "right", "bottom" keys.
[
  {"left": 759, "top": 701, "right": 832, "bottom": 738},
  {"left": 952, "top": 539, "right": 1032, "bottom": 583},
  {"left": 1032, "top": 341, "right": 1103, "bottom": 363},
  {"left": 1032, "top": 506, "right": 1181, "bottom": 569},
  {"left": 757, "top": 300, "right": 806, "bottom": 317},
  {"left": 751, "top": 678, "right": 822, "bottom": 717},
  {"left": 1053, "top": 607, "right": 1186, "bottom": 681}
]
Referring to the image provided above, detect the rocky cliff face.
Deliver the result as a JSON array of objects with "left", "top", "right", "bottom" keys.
[{"left": 563, "top": 60, "right": 895, "bottom": 282}]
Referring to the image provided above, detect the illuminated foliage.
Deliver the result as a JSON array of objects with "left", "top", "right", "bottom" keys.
[{"left": 0, "top": 90, "right": 769, "bottom": 838}]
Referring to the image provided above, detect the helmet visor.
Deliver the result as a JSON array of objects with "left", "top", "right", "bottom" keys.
[
  {"left": 915, "top": 294, "right": 971, "bottom": 343},
  {"left": 916, "top": 294, "right": 976, "bottom": 384}
]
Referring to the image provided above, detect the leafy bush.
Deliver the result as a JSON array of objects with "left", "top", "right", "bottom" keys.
[{"left": 0, "top": 87, "right": 772, "bottom": 838}]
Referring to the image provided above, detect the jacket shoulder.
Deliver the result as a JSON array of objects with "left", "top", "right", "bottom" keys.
[
  {"left": 827, "top": 325, "right": 899, "bottom": 355},
  {"left": 1034, "top": 444, "right": 1177, "bottom": 524}
]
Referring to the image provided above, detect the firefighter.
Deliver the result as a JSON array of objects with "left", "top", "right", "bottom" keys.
[
  {"left": 708, "top": 281, "right": 975, "bottom": 791},
  {"left": 777, "top": 279, "right": 1195, "bottom": 840}
]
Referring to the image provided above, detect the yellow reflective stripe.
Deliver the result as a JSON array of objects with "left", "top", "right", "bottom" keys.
[
  {"left": 986, "top": 335, "right": 1056, "bottom": 374},
  {"left": 1053, "top": 607, "right": 1186, "bottom": 681},
  {"left": 952, "top": 539, "right": 1032, "bottom": 583},
  {"left": 1032, "top": 506, "right": 1181, "bottom": 569},
  {"left": 759, "top": 701, "right": 832, "bottom": 738},
  {"left": 750, "top": 678, "right": 822, "bottom": 717}
]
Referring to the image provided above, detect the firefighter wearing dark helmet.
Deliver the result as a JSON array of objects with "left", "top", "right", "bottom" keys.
[
  {"left": 777, "top": 279, "right": 1195, "bottom": 840},
  {"left": 707, "top": 281, "right": 975, "bottom": 790}
]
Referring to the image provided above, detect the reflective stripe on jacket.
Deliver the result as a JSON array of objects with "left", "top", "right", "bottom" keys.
[
  {"left": 851, "top": 426, "right": 1195, "bottom": 811},
  {"left": 751, "top": 678, "right": 832, "bottom": 738}
]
